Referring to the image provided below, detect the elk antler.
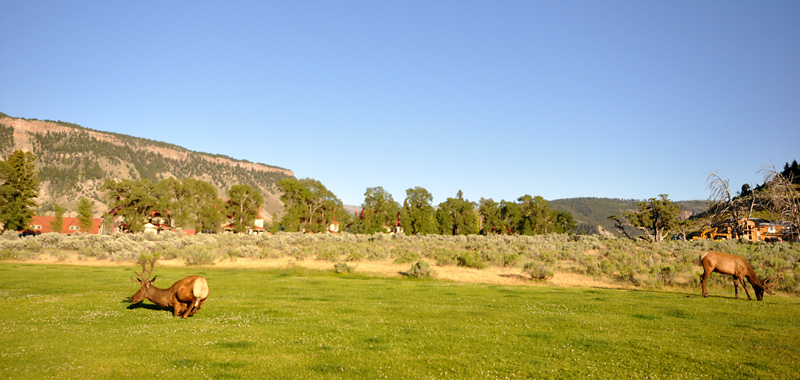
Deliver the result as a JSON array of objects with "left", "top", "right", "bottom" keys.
[
  {"left": 762, "top": 275, "right": 782, "bottom": 295},
  {"left": 132, "top": 258, "right": 158, "bottom": 283}
]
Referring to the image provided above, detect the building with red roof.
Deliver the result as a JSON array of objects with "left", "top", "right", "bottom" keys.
[{"left": 28, "top": 216, "right": 102, "bottom": 234}]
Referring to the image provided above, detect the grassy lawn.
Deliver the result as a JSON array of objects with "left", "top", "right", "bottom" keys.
[{"left": 1, "top": 262, "right": 798, "bottom": 379}]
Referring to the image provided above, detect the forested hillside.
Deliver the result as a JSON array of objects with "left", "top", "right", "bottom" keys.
[
  {"left": 550, "top": 197, "right": 710, "bottom": 236},
  {"left": 0, "top": 112, "right": 294, "bottom": 217}
]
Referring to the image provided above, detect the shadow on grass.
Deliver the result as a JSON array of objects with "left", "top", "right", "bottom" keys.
[
  {"left": 125, "top": 301, "right": 171, "bottom": 312},
  {"left": 499, "top": 273, "right": 530, "bottom": 281},
  {"left": 588, "top": 285, "right": 759, "bottom": 301},
  {"left": 124, "top": 298, "right": 206, "bottom": 317}
]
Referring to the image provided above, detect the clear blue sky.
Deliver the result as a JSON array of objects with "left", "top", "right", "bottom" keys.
[{"left": 2, "top": 1, "right": 799, "bottom": 206}]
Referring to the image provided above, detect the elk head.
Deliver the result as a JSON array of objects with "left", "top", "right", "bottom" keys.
[
  {"left": 130, "top": 258, "right": 158, "bottom": 303},
  {"left": 752, "top": 275, "right": 781, "bottom": 301},
  {"left": 762, "top": 276, "right": 781, "bottom": 296}
]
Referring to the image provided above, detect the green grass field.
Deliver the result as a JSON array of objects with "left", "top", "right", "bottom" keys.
[{"left": 1, "top": 262, "right": 798, "bottom": 379}]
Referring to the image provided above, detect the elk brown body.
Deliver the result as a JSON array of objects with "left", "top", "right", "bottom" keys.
[
  {"left": 700, "top": 251, "right": 774, "bottom": 301},
  {"left": 131, "top": 259, "right": 209, "bottom": 318}
]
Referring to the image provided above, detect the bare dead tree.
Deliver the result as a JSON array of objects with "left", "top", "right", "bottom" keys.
[
  {"left": 707, "top": 172, "right": 741, "bottom": 237},
  {"left": 706, "top": 172, "right": 758, "bottom": 238},
  {"left": 760, "top": 163, "right": 800, "bottom": 240}
]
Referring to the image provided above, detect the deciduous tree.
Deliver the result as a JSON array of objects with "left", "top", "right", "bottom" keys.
[
  {"left": 518, "top": 195, "right": 555, "bottom": 235},
  {"left": 401, "top": 186, "right": 436, "bottom": 235},
  {"left": 500, "top": 200, "right": 521, "bottom": 235},
  {"left": 437, "top": 190, "right": 479, "bottom": 235},
  {"left": 356, "top": 186, "right": 400, "bottom": 234},
  {"left": 101, "top": 179, "right": 157, "bottom": 232},
  {"left": 277, "top": 178, "right": 312, "bottom": 232},
  {"left": 226, "top": 184, "right": 264, "bottom": 233},
  {"left": 478, "top": 198, "right": 504, "bottom": 235},
  {"left": 277, "top": 178, "right": 347, "bottom": 233}
]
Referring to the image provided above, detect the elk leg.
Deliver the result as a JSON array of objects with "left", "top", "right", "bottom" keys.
[
  {"left": 733, "top": 278, "right": 739, "bottom": 299},
  {"left": 188, "top": 298, "right": 207, "bottom": 316},
  {"left": 173, "top": 303, "right": 182, "bottom": 317},
  {"left": 700, "top": 271, "right": 710, "bottom": 298},
  {"left": 182, "top": 298, "right": 196, "bottom": 318},
  {"left": 739, "top": 278, "right": 752, "bottom": 300},
  {"left": 170, "top": 296, "right": 185, "bottom": 317}
]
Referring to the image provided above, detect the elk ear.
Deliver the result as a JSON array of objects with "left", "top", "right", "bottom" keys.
[{"left": 150, "top": 275, "right": 157, "bottom": 283}]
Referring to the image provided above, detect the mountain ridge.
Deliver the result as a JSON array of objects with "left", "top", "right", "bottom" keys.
[{"left": 0, "top": 113, "right": 294, "bottom": 218}]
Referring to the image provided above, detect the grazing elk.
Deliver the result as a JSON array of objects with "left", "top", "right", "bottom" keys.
[
  {"left": 700, "top": 251, "right": 775, "bottom": 301},
  {"left": 130, "top": 258, "right": 209, "bottom": 318}
]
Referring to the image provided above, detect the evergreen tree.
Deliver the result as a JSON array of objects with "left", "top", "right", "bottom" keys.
[
  {"left": 0, "top": 150, "right": 40, "bottom": 231},
  {"left": 435, "top": 202, "right": 454, "bottom": 235},
  {"left": 77, "top": 197, "right": 93, "bottom": 232},
  {"left": 554, "top": 210, "right": 577, "bottom": 234},
  {"left": 613, "top": 194, "right": 681, "bottom": 242},
  {"left": 51, "top": 204, "right": 64, "bottom": 233}
]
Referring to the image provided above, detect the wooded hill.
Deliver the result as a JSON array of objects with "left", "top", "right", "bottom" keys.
[
  {"left": 550, "top": 197, "right": 710, "bottom": 237},
  {"left": 0, "top": 112, "right": 294, "bottom": 218}
]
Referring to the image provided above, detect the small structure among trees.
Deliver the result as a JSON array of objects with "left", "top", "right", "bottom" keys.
[
  {"left": 702, "top": 161, "right": 799, "bottom": 242},
  {"left": 695, "top": 218, "right": 794, "bottom": 242},
  {"left": 28, "top": 215, "right": 102, "bottom": 234}
]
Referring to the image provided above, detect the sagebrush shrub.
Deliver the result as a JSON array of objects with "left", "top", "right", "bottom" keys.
[
  {"left": 334, "top": 261, "right": 355, "bottom": 274},
  {"left": 407, "top": 260, "right": 435, "bottom": 279},
  {"left": 1, "top": 231, "right": 19, "bottom": 240},
  {"left": 456, "top": 251, "right": 487, "bottom": 269},
  {"left": 394, "top": 250, "right": 419, "bottom": 264},
  {"left": 523, "top": 261, "right": 552, "bottom": 280},
  {"left": 183, "top": 246, "right": 216, "bottom": 265}
]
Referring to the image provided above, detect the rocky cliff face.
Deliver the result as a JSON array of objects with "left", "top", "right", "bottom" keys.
[{"left": 0, "top": 114, "right": 293, "bottom": 218}]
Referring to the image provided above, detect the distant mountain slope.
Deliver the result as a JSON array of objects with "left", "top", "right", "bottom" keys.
[
  {"left": 0, "top": 112, "right": 294, "bottom": 218},
  {"left": 550, "top": 197, "right": 709, "bottom": 236}
]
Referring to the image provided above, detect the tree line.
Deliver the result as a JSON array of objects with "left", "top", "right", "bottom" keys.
[
  {"left": 8, "top": 145, "right": 793, "bottom": 241},
  {"left": 0, "top": 149, "right": 576, "bottom": 237},
  {"left": 276, "top": 180, "right": 576, "bottom": 236},
  {"left": 102, "top": 177, "right": 263, "bottom": 233}
]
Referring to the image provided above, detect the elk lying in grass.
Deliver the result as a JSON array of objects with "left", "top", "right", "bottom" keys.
[
  {"left": 130, "top": 258, "right": 209, "bottom": 318},
  {"left": 700, "top": 251, "right": 776, "bottom": 301}
]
